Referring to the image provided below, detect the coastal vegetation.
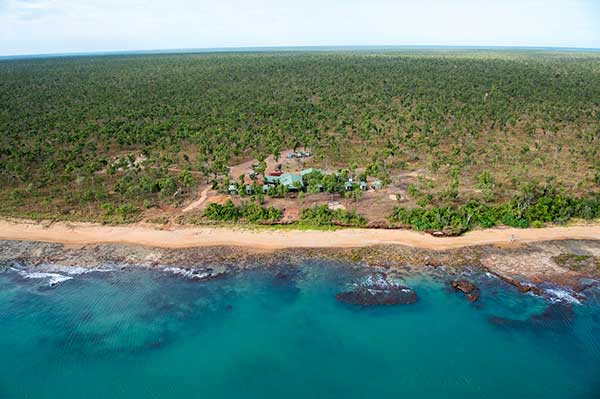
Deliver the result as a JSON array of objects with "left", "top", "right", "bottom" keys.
[
  {"left": 300, "top": 205, "right": 367, "bottom": 227},
  {"left": 1, "top": 49, "right": 599, "bottom": 230},
  {"left": 202, "top": 200, "right": 282, "bottom": 223},
  {"left": 390, "top": 183, "right": 600, "bottom": 235}
]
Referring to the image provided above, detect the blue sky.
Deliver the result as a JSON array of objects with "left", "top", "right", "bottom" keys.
[{"left": 1, "top": 0, "right": 599, "bottom": 56}]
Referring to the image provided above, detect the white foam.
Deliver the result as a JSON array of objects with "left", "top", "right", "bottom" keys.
[
  {"left": 19, "top": 271, "right": 73, "bottom": 287},
  {"left": 544, "top": 288, "right": 582, "bottom": 305},
  {"left": 37, "top": 264, "right": 114, "bottom": 275},
  {"left": 362, "top": 274, "right": 401, "bottom": 290},
  {"left": 163, "top": 267, "right": 210, "bottom": 280}
]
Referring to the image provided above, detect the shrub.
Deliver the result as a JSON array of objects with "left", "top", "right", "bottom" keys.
[
  {"left": 203, "top": 200, "right": 240, "bottom": 222},
  {"left": 300, "top": 205, "right": 366, "bottom": 227},
  {"left": 390, "top": 188, "right": 600, "bottom": 234},
  {"left": 101, "top": 203, "right": 141, "bottom": 223},
  {"left": 203, "top": 200, "right": 282, "bottom": 223}
]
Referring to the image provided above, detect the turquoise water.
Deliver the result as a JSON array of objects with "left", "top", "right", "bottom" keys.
[{"left": 1, "top": 262, "right": 599, "bottom": 398}]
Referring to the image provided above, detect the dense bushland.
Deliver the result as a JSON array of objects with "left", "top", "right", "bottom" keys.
[
  {"left": 1, "top": 50, "right": 599, "bottom": 221},
  {"left": 390, "top": 184, "right": 600, "bottom": 234}
]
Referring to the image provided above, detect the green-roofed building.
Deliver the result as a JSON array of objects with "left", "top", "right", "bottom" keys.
[
  {"left": 263, "top": 175, "right": 281, "bottom": 185},
  {"left": 279, "top": 173, "right": 304, "bottom": 190},
  {"left": 300, "top": 168, "right": 322, "bottom": 177}
]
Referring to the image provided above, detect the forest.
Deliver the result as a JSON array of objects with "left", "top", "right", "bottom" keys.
[{"left": 0, "top": 49, "right": 599, "bottom": 228}]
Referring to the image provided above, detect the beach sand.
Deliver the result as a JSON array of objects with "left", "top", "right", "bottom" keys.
[{"left": 0, "top": 218, "right": 599, "bottom": 251}]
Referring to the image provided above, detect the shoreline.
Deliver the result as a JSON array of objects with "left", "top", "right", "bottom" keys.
[
  {"left": 1, "top": 218, "right": 599, "bottom": 290},
  {"left": 0, "top": 218, "right": 599, "bottom": 251}
]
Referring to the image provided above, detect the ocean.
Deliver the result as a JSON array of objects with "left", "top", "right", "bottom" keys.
[{"left": 1, "top": 261, "right": 599, "bottom": 398}]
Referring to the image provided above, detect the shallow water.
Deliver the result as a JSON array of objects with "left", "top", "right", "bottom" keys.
[{"left": 1, "top": 261, "right": 599, "bottom": 398}]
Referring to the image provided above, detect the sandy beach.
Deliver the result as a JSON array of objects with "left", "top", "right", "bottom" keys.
[{"left": 1, "top": 218, "right": 599, "bottom": 251}]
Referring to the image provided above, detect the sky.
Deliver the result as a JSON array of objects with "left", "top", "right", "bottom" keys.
[{"left": 1, "top": 0, "right": 599, "bottom": 56}]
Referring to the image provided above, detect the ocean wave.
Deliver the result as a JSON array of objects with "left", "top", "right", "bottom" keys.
[
  {"left": 361, "top": 273, "right": 402, "bottom": 290},
  {"left": 484, "top": 272, "right": 498, "bottom": 279},
  {"left": 35, "top": 264, "right": 115, "bottom": 275},
  {"left": 162, "top": 267, "right": 212, "bottom": 280},
  {"left": 18, "top": 271, "right": 73, "bottom": 287},
  {"left": 6, "top": 262, "right": 118, "bottom": 287},
  {"left": 543, "top": 288, "right": 582, "bottom": 305}
]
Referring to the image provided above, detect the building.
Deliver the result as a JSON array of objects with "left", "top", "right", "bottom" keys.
[
  {"left": 262, "top": 184, "right": 270, "bottom": 194},
  {"left": 245, "top": 185, "right": 254, "bottom": 195},
  {"left": 372, "top": 180, "right": 382, "bottom": 190},
  {"left": 344, "top": 181, "right": 354, "bottom": 191},
  {"left": 263, "top": 173, "right": 303, "bottom": 190},
  {"left": 287, "top": 151, "right": 311, "bottom": 159},
  {"left": 279, "top": 173, "right": 304, "bottom": 190},
  {"left": 228, "top": 184, "right": 238, "bottom": 195},
  {"left": 300, "top": 168, "right": 322, "bottom": 177},
  {"left": 263, "top": 175, "right": 281, "bottom": 185},
  {"left": 360, "top": 181, "right": 368, "bottom": 191}
]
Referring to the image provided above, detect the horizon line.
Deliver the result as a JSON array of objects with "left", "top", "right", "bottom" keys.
[{"left": 2, "top": 44, "right": 600, "bottom": 60}]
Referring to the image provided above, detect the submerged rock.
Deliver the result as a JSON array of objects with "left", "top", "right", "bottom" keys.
[
  {"left": 272, "top": 265, "right": 301, "bottom": 287},
  {"left": 270, "top": 265, "right": 302, "bottom": 303},
  {"left": 336, "top": 273, "right": 417, "bottom": 306},
  {"left": 450, "top": 279, "right": 480, "bottom": 302},
  {"left": 488, "top": 302, "right": 575, "bottom": 331}
]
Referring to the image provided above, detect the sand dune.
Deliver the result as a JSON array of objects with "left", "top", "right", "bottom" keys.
[{"left": 0, "top": 218, "right": 599, "bottom": 251}]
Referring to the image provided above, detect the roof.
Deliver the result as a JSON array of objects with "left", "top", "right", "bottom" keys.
[
  {"left": 228, "top": 184, "right": 238, "bottom": 191},
  {"left": 280, "top": 173, "right": 303, "bottom": 188},
  {"left": 264, "top": 176, "right": 281, "bottom": 184},
  {"left": 301, "top": 168, "right": 321, "bottom": 177}
]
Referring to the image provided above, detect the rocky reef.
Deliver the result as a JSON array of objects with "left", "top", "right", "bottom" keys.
[
  {"left": 1, "top": 239, "right": 599, "bottom": 293},
  {"left": 336, "top": 273, "right": 418, "bottom": 306},
  {"left": 450, "top": 279, "right": 481, "bottom": 302},
  {"left": 488, "top": 302, "right": 576, "bottom": 332}
]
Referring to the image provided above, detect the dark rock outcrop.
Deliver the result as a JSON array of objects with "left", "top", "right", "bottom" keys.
[
  {"left": 450, "top": 279, "right": 480, "bottom": 302},
  {"left": 488, "top": 302, "right": 575, "bottom": 331},
  {"left": 336, "top": 273, "right": 417, "bottom": 306}
]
